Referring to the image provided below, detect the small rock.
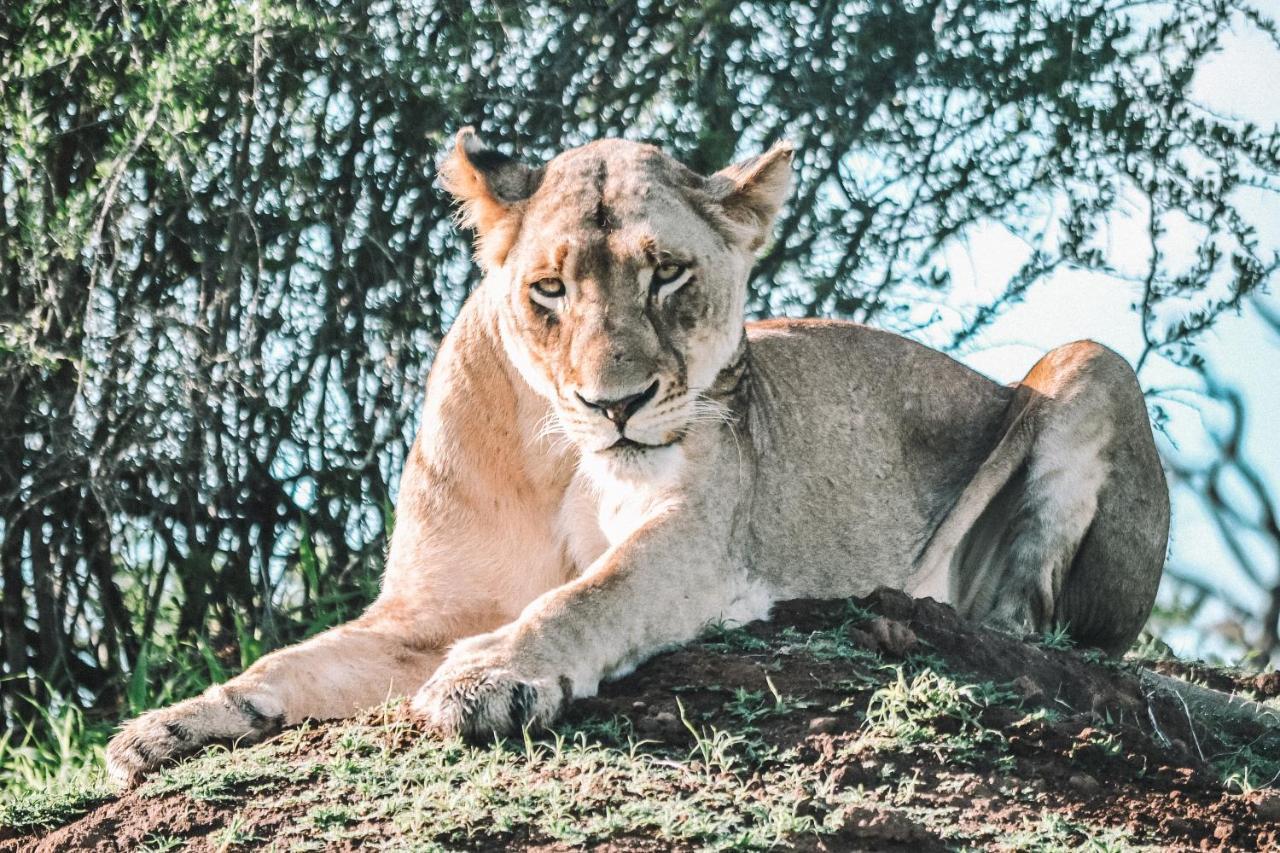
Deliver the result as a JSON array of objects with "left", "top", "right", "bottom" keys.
[
  {"left": 808, "top": 716, "right": 842, "bottom": 734},
  {"left": 868, "top": 617, "right": 918, "bottom": 657},
  {"left": 1067, "top": 772, "right": 1100, "bottom": 795},
  {"left": 631, "top": 700, "right": 647, "bottom": 711},
  {"left": 827, "top": 764, "right": 862, "bottom": 788},
  {"left": 866, "top": 587, "right": 915, "bottom": 621},
  {"left": 1252, "top": 790, "right": 1280, "bottom": 821},
  {"left": 1012, "top": 675, "right": 1044, "bottom": 701},
  {"left": 1112, "top": 689, "right": 1142, "bottom": 713},
  {"left": 912, "top": 596, "right": 961, "bottom": 630},
  {"left": 832, "top": 805, "right": 923, "bottom": 842},
  {"left": 1088, "top": 689, "right": 1119, "bottom": 714},
  {"left": 1214, "top": 821, "right": 1235, "bottom": 841},
  {"left": 795, "top": 796, "right": 828, "bottom": 819},
  {"left": 1015, "top": 716, "right": 1047, "bottom": 739},
  {"left": 1254, "top": 671, "right": 1280, "bottom": 698},
  {"left": 636, "top": 710, "right": 681, "bottom": 738},
  {"left": 846, "top": 627, "right": 880, "bottom": 653}
]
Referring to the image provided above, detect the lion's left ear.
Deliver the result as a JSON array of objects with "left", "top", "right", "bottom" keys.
[
  {"left": 707, "top": 141, "right": 794, "bottom": 250},
  {"left": 439, "top": 127, "right": 543, "bottom": 269}
]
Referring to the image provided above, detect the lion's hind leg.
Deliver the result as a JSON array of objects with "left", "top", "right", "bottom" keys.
[
  {"left": 953, "top": 341, "right": 1168, "bottom": 652},
  {"left": 105, "top": 603, "right": 446, "bottom": 786}
]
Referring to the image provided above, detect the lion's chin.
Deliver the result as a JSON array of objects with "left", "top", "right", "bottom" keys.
[{"left": 579, "top": 439, "right": 686, "bottom": 486}]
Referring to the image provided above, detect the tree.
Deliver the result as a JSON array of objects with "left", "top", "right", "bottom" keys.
[{"left": 2, "top": 0, "right": 1277, "bottom": 732}]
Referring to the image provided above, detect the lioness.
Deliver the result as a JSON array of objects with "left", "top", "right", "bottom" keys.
[{"left": 107, "top": 130, "right": 1169, "bottom": 785}]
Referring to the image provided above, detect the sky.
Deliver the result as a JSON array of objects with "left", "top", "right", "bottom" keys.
[{"left": 936, "top": 20, "right": 1280, "bottom": 660}]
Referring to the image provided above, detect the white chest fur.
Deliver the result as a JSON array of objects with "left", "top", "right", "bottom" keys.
[{"left": 558, "top": 445, "right": 687, "bottom": 575}]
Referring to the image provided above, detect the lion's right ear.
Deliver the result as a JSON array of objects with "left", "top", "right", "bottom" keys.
[
  {"left": 438, "top": 128, "right": 543, "bottom": 269},
  {"left": 706, "top": 141, "right": 794, "bottom": 251}
]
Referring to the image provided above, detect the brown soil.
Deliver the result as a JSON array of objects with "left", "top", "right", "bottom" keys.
[{"left": 5, "top": 589, "right": 1279, "bottom": 852}]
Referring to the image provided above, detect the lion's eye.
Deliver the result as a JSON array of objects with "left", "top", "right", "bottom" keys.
[
  {"left": 529, "top": 278, "right": 566, "bottom": 309},
  {"left": 650, "top": 262, "right": 691, "bottom": 297},
  {"left": 654, "top": 263, "right": 685, "bottom": 284}
]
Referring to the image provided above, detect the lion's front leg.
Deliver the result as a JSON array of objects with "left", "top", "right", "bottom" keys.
[
  {"left": 106, "top": 607, "right": 445, "bottom": 785},
  {"left": 412, "top": 509, "right": 760, "bottom": 738}
]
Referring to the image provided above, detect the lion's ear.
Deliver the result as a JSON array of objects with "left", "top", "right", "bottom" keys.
[
  {"left": 707, "top": 141, "right": 794, "bottom": 250},
  {"left": 439, "top": 127, "right": 543, "bottom": 269}
]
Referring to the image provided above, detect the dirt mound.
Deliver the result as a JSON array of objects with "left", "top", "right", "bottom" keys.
[{"left": 5, "top": 590, "right": 1280, "bottom": 851}]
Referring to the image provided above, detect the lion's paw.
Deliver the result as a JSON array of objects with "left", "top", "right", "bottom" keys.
[
  {"left": 106, "top": 708, "right": 200, "bottom": 787},
  {"left": 411, "top": 664, "right": 567, "bottom": 740},
  {"left": 106, "top": 690, "right": 283, "bottom": 787}
]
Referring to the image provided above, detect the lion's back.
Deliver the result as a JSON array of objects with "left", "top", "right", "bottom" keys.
[{"left": 741, "top": 317, "right": 1013, "bottom": 593}]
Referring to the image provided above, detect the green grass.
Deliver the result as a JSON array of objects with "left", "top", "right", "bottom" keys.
[
  {"left": 136, "top": 835, "right": 186, "bottom": 853},
  {"left": 0, "top": 784, "right": 112, "bottom": 836},
  {"left": 0, "top": 621, "right": 1031, "bottom": 848},
  {"left": 858, "top": 667, "right": 1016, "bottom": 767},
  {"left": 69, "top": 673, "right": 1131, "bottom": 851},
  {"left": 0, "top": 626, "right": 258, "bottom": 832},
  {"left": 0, "top": 696, "right": 113, "bottom": 833},
  {"left": 1215, "top": 736, "right": 1280, "bottom": 794},
  {"left": 721, "top": 674, "right": 817, "bottom": 726},
  {"left": 0, "top": 543, "right": 375, "bottom": 832},
  {"left": 0, "top": 696, "right": 107, "bottom": 788},
  {"left": 1036, "top": 623, "right": 1076, "bottom": 651},
  {"left": 5, "top": 598, "right": 1276, "bottom": 849},
  {"left": 1000, "top": 811, "right": 1151, "bottom": 852},
  {"left": 699, "top": 622, "right": 774, "bottom": 654},
  {"left": 119, "top": 706, "right": 834, "bottom": 850},
  {"left": 141, "top": 742, "right": 307, "bottom": 804}
]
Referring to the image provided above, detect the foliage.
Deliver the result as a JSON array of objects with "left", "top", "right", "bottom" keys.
[
  {"left": 1162, "top": 315, "right": 1280, "bottom": 666},
  {"left": 1, "top": 0, "right": 1278, "bottom": 776}
]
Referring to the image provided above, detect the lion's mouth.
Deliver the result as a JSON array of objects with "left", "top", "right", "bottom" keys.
[{"left": 605, "top": 435, "right": 681, "bottom": 453}]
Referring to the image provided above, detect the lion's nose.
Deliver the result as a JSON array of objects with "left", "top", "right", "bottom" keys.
[{"left": 576, "top": 380, "right": 660, "bottom": 427}]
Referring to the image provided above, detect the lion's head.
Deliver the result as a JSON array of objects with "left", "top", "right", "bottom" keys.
[{"left": 441, "top": 129, "right": 791, "bottom": 471}]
